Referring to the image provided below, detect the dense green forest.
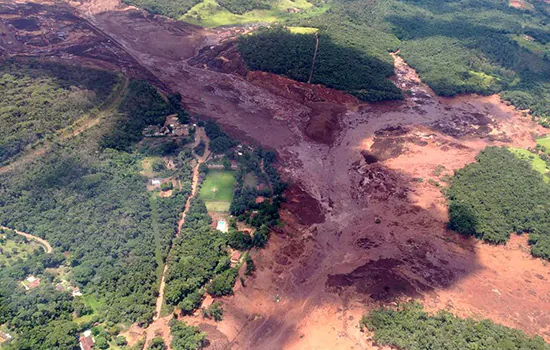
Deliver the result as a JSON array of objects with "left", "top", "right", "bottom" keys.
[
  {"left": 164, "top": 197, "right": 233, "bottom": 310},
  {"left": 362, "top": 302, "right": 549, "bottom": 349},
  {"left": 447, "top": 147, "right": 550, "bottom": 259},
  {"left": 123, "top": 0, "right": 275, "bottom": 18},
  {"left": 0, "top": 60, "right": 119, "bottom": 164},
  {"left": 238, "top": 27, "right": 402, "bottom": 102},
  {"left": 101, "top": 80, "right": 171, "bottom": 151},
  {"left": 216, "top": 0, "right": 271, "bottom": 14},
  {"left": 121, "top": 0, "right": 202, "bottom": 18},
  {"left": 0, "top": 76, "right": 196, "bottom": 348},
  {"left": 290, "top": 0, "right": 550, "bottom": 121}
]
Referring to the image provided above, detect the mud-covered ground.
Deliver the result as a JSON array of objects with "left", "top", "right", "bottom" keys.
[{"left": 3, "top": 0, "right": 550, "bottom": 348}]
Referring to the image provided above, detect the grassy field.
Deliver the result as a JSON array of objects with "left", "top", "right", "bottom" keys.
[
  {"left": 181, "top": 0, "right": 328, "bottom": 27},
  {"left": 0, "top": 237, "right": 40, "bottom": 266},
  {"left": 244, "top": 172, "right": 258, "bottom": 188},
  {"left": 510, "top": 148, "right": 550, "bottom": 183},
  {"left": 200, "top": 170, "right": 236, "bottom": 212},
  {"left": 288, "top": 26, "right": 318, "bottom": 34},
  {"left": 140, "top": 156, "right": 165, "bottom": 178},
  {"left": 537, "top": 136, "right": 550, "bottom": 150},
  {"left": 74, "top": 295, "right": 105, "bottom": 324}
]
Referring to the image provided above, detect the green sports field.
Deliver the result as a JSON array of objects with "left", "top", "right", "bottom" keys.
[{"left": 200, "top": 170, "right": 236, "bottom": 212}]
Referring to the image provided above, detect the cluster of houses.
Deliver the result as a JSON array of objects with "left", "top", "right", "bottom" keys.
[
  {"left": 56, "top": 281, "right": 82, "bottom": 297},
  {"left": 143, "top": 115, "right": 189, "bottom": 137},
  {"left": 20, "top": 275, "right": 82, "bottom": 297}
]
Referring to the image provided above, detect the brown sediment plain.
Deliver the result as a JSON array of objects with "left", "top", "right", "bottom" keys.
[{"left": 3, "top": 0, "right": 550, "bottom": 348}]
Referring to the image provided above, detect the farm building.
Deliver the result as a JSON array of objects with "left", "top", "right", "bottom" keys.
[
  {"left": 216, "top": 219, "right": 228, "bottom": 233},
  {"left": 0, "top": 332, "right": 13, "bottom": 344},
  {"left": 21, "top": 275, "right": 40, "bottom": 290},
  {"left": 79, "top": 330, "right": 94, "bottom": 350}
]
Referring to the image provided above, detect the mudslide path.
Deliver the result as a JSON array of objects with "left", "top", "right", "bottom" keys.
[
  {"left": 0, "top": 225, "right": 53, "bottom": 254},
  {"left": 144, "top": 127, "right": 211, "bottom": 349}
]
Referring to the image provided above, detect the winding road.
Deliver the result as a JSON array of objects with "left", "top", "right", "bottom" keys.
[{"left": 0, "top": 225, "right": 53, "bottom": 253}]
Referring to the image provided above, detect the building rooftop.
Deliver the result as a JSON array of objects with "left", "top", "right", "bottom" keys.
[{"left": 216, "top": 219, "right": 228, "bottom": 233}]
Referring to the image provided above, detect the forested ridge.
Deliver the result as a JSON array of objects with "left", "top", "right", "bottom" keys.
[
  {"left": 238, "top": 27, "right": 403, "bottom": 102},
  {"left": 0, "top": 65, "right": 198, "bottom": 348},
  {"left": 0, "top": 60, "right": 119, "bottom": 164},
  {"left": 447, "top": 147, "right": 550, "bottom": 259},
  {"left": 362, "top": 302, "right": 549, "bottom": 349},
  {"left": 239, "top": 0, "right": 550, "bottom": 121}
]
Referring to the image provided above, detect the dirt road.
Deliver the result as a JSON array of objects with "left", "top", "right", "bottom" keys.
[
  {"left": 143, "top": 127, "right": 211, "bottom": 349},
  {"left": 307, "top": 32, "right": 319, "bottom": 84},
  {"left": 0, "top": 225, "right": 53, "bottom": 254}
]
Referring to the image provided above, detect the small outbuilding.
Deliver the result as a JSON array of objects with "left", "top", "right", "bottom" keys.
[{"left": 216, "top": 219, "right": 228, "bottom": 233}]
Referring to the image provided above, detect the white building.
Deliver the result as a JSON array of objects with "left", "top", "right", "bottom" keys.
[{"left": 216, "top": 220, "right": 228, "bottom": 233}]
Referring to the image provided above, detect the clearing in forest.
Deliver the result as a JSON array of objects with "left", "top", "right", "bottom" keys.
[
  {"left": 199, "top": 170, "right": 236, "bottom": 212},
  {"left": 0, "top": 236, "right": 40, "bottom": 267},
  {"left": 181, "top": 0, "right": 326, "bottom": 27},
  {"left": 509, "top": 148, "right": 550, "bottom": 183}
]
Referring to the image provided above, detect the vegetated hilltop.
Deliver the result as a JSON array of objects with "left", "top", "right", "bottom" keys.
[
  {"left": 120, "top": 0, "right": 550, "bottom": 125},
  {"left": 238, "top": 27, "right": 403, "bottom": 101},
  {"left": 0, "top": 60, "right": 119, "bottom": 164},
  {"left": 286, "top": 0, "right": 550, "bottom": 120},
  {"left": 447, "top": 146, "right": 550, "bottom": 259},
  {"left": 288, "top": 0, "right": 550, "bottom": 119}
]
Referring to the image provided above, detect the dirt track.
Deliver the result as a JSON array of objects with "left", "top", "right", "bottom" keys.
[
  {"left": 4, "top": 0, "right": 550, "bottom": 348},
  {"left": 0, "top": 225, "right": 53, "bottom": 253},
  {"left": 143, "top": 127, "right": 211, "bottom": 349}
]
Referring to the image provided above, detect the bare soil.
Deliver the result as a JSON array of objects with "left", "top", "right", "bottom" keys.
[{"left": 4, "top": 0, "right": 550, "bottom": 348}]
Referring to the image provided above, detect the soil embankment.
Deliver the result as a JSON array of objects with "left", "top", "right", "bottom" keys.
[{"left": 5, "top": 0, "right": 550, "bottom": 348}]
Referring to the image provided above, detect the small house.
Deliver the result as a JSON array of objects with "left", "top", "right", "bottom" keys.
[
  {"left": 216, "top": 220, "right": 228, "bottom": 233},
  {"left": 151, "top": 179, "right": 161, "bottom": 186},
  {"left": 230, "top": 250, "right": 241, "bottom": 266},
  {"left": 0, "top": 332, "right": 13, "bottom": 344},
  {"left": 22, "top": 275, "right": 41, "bottom": 290},
  {"left": 79, "top": 330, "right": 94, "bottom": 350}
]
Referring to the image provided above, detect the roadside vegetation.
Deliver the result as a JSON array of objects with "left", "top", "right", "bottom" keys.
[
  {"left": 447, "top": 146, "right": 550, "bottom": 259},
  {"left": 362, "top": 302, "right": 549, "bottom": 349},
  {"left": 0, "top": 229, "right": 41, "bottom": 268}
]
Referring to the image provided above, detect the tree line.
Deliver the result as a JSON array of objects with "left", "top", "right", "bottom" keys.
[
  {"left": 447, "top": 147, "right": 550, "bottom": 259},
  {"left": 362, "top": 302, "right": 549, "bottom": 350}
]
